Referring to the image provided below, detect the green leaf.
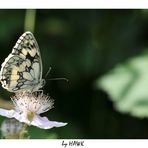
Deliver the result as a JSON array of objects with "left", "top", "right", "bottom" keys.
[
  {"left": 96, "top": 51, "right": 148, "bottom": 118},
  {"left": 28, "top": 126, "right": 49, "bottom": 139},
  {"left": 47, "top": 133, "right": 58, "bottom": 139}
]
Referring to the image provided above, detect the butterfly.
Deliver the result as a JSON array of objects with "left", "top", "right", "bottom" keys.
[{"left": 0, "top": 31, "right": 45, "bottom": 93}]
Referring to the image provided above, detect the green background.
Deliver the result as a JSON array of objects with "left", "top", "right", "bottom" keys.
[{"left": 0, "top": 9, "right": 148, "bottom": 138}]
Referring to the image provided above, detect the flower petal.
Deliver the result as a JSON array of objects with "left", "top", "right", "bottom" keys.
[
  {"left": 0, "top": 108, "right": 68, "bottom": 130},
  {"left": 0, "top": 109, "right": 30, "bottom": 125},
  {"left": 14, "top": 112, "right": 31, "bottom": 124},
  {"left": 31, "top": 115, "right": 68, "bottom": 129},
  {"left": 0, "top": 109, "right": 18, "bottom": 118}
]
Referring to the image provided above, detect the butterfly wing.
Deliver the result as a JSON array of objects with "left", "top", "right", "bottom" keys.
[{"left": 0, "top": 32, "right": 43, "bottom": 92}]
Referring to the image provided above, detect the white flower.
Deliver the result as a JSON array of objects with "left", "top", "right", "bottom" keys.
[{"left": 0, "top": 92, "right": 67, "bottom": 129}]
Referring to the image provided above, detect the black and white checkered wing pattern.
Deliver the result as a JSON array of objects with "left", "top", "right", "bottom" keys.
[{"left": 0, "top": 32, "right": 44, "bottom": 92}]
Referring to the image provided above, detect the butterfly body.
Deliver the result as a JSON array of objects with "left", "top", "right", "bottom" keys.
[{"left": 0, "top": 32, "right": 45, "bottom": 93}]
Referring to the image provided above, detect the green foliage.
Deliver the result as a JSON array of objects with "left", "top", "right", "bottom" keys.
[
  {"left": 28, "top": 126, "right": 50, "bottom": 139},
  {"left": 97, "top": 51, "right": 148, "bottom": 118}
]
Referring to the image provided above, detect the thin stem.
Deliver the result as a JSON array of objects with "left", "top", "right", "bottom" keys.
[
  {"left": 19, "top": 123, "right": 29, "bottom": 139},
  {"left": 24, "top": 9, "right": 36, "bottom": 33}
]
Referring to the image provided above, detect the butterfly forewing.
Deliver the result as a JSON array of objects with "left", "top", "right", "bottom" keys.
[{"left": 0, "top": 32, "right": 44, "bottom": 92}]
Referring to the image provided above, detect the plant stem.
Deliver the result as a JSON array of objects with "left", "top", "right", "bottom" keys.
[
  {"left": 24, "top": 9, "right": 36, "bottom": 33},
  {"left": 19, "top": 123, "right": 29, "bottom": 139}
]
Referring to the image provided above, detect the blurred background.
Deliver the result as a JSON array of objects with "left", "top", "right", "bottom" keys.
[{"left": 1, "top": 9, "right": 148, "bottom": 138}]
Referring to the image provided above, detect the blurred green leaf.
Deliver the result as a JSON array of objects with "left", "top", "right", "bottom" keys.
[
  {"left": 96, "top": 50, "right": 148, "bottom": 118},
  {"left": 28, "top": 126, "right": 49, "bottom": 139},
  {"left": 47, "top": 133, "right": 58, "bottom": 139}
]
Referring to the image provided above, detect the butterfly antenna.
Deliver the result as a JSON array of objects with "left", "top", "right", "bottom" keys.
[
  {"left": 45, "top": 67, "right": 52, "bottom": 78},
  {"left": 47, "top": 78, "right": 69, "bottom": 82},
  {"left": 45, "top": 67, "right": 69, "bottom": 82}
]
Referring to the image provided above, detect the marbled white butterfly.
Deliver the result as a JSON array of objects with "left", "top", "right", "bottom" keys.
[{"left": 0, "top": 32, "right": 45, "bottom": 93}]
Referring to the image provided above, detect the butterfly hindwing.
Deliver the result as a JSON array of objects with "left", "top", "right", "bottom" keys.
[{"left": 0, "top": 32, "right": 44, "bottom": 92}]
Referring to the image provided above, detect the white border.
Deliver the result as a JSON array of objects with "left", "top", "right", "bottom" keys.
[
  {"left": 0, "top": 1, "right": 148, "bottom": 148},
  {"left": 0, "top": 140, "right": 148, "bottom": 148},
  {"left": 1, "top": 0, "right": 148, "bottom": 9}
]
